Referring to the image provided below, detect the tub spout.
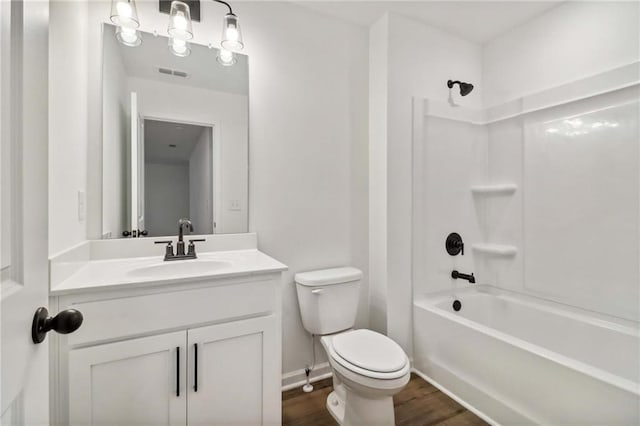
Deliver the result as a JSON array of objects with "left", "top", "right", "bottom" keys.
[{"left": 452, "top": 270, "right": 475, "bottom": 284}]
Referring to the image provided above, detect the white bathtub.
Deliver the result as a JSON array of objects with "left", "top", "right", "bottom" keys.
[{"left": 413, "top": 286, "right": 640, "bottom": 425}]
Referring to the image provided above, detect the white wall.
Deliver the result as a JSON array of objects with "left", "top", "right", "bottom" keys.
[
  {"left": 49, "top": 0, "right": 88, "bottom": 255},
  {"left": 102, "top": 29, "right": 129, "bottom": 239},
  {"left": 369, "top": 13, "right": 483, "bottom": 354},
  {"left": 483, "top": 1, "right": 640, "bottom": 107},
  {"left": 368, "top": 16, "right": 389, "bottom": 335},
  {"left": 145, "top": 162, "right": 189, "bottom": 237},
  {"left": 241, "top": 3, "right": 369, "bottom": 379},
  {"left": 189, "top": 128, "right": 213, "bottom": 235}
]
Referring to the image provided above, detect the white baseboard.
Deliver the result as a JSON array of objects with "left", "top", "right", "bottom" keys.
[
  {"left": 282, "top": 362, "right": 332, "bottom": 392},
  {"left": 411, "top": 368, "right": 499, "bottom": 426}
]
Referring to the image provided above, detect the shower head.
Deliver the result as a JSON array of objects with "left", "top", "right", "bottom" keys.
[
  {"left": 447, "top": 80, "right": 474, "bottom": 96},
  {"left": 459, "top": 82, "right": 474, "bottom": 96}
]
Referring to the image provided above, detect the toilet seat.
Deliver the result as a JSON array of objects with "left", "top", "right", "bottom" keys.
[
  {"left": 323, "top": 330, "right": 410, "bottom": 380},
  {"left": 333, "top": 329, "right": 407, "bottom": 373}
]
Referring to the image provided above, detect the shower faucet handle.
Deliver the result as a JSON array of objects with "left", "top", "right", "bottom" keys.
[{"left": 446, "top": 233, "right": 464, "bottom": 256}]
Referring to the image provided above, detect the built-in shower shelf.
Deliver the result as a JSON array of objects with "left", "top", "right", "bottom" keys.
[
  {"left": 470, "top": 183, "right": 517, "bottom": 195},
  {"left": 472, "top": 244, "right": 517, "bottom": 256}
]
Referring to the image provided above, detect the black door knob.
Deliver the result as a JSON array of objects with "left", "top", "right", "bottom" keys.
[{"left": 32, "top": 307, "right": 83, "bottom": 344}]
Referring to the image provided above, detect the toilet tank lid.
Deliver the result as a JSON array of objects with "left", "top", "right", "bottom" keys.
[{"left": 295, "top": 267, "right": 363, "bottom": 287}]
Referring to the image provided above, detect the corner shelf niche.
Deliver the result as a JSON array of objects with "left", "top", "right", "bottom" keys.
[
  {"left": 472, "top": 244, "right": 517, "bottom": 257},
  {"left": 470, "top": 183, "right": 517, "bottom": 195}
]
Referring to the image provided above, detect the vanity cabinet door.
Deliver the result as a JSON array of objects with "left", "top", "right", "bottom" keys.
[
  {"left": 187, "top": 315, "right": 281, "bottom": 426},
  {"left": 68, "top": 331, "right": 187, "bottom": 426}
]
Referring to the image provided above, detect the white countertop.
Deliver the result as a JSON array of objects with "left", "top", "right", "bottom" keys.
[{"left": 50, "top": 249, "right": 287, "bottom": 296}]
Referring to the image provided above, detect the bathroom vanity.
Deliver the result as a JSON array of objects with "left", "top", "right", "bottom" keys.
[{"left": 48, "top": 234, "right": 286, "bottom": 425}]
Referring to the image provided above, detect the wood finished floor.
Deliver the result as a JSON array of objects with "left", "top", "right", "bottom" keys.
[{"left": 282, "top": 373, "right": 488, "bottom": 426}]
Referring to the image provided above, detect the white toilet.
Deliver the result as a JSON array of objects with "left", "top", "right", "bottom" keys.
[{"left": 295, "top": 267, "right": 410, "bottom": 426}]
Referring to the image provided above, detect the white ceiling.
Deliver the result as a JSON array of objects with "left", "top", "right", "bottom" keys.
[
  {"left": 144, "top": 119, "right": 209, "bottom": 165},
  {"left": 295, "top": 1, "right": 563, "bottom": 43}
]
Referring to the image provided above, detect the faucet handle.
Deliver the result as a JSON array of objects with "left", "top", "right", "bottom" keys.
[
  {"left": 187, "top": 239, "right": 206, "bottom": 256},
  {"left": 155, "top": 240, "right": 175, "bottom": 259}
]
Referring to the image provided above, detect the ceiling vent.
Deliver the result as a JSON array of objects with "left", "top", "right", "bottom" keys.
[{"left": 157, "top": 67, "right": 189, "bottom": 78}]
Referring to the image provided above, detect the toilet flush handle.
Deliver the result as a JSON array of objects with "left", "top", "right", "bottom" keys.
[{"left": 311, "top": 288, "right": 323, "bottom": 295}]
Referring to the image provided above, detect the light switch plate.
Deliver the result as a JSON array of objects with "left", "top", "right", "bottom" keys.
[{"left": 229, "top": 199, "right": 241, "bottom": 211}]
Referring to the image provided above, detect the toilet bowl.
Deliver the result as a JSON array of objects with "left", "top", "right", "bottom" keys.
[
  {"left": 321, "top": 330, "right": 410, "bottom": 425},
  {"left": 295, "top": 267, "right": 410, "bottom": 425}
]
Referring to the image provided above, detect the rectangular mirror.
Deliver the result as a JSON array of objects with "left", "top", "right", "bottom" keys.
[{"left": 101, "top": 23, "right": 248, "bottom": 238}]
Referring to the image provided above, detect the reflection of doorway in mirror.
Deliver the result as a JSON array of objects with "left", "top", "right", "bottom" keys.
[{"left": 140, "top": 118, "right": 217, "bottom": 237}]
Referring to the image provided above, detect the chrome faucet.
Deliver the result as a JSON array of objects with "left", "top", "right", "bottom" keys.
[
  {"left": 155, "top": 218, "right": 205, "bottom": 261},
  {"left": 177, "top": 218, "right": 194, "bottom": 256}
]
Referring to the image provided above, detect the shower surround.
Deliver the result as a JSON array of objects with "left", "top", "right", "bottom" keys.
[{"left": 411, "top": 63, "right": 640, "bottom": 424}]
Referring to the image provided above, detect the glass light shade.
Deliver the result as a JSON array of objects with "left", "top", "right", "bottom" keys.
[
  {"left": 168, "top": 1, "right": 193, "bottom": 41},
  {"left": 221, "top": 13, "right": 244, "bottom": 51},
  {"left": 110, "top": 0, "right": 139, "bottom": 28},
  {"left": 216, "top": 48, "right": 236, "bottom": 66},
  {"left": 116, "top": 26, "right": 142, "bottom": 47},
  {"left": 169, "top": 37, "right": 191, "bottom": 57}
]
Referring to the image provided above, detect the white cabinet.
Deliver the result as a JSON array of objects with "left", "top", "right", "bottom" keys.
[
  {"left": 53, "top": 273, "right": 282, "bottom": 426},
  {"left": 187, "top": 316, "right": 281, "bottom": 425},
  {"left": 69, "top": 331, "right": 187, "bottom": 426}
]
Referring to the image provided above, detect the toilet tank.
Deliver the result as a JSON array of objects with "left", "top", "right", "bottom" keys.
[{"left": 295, "top": 267, "right": 363, "bottom": 335}]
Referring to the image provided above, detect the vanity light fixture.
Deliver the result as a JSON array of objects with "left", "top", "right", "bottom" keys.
[
  {"left": 220, "top": 8, "right": 243, "bottom": 51},
  {"left": 165, "top": 0, "right": 243, "bottom": 61},
  {"left": 168, "top": 1, "right": 193, "bottom": 41},
  {"left": 111, "top": 0, "right": 142, "bottom": 47},
  {"left": 110, "top": 0, "right": 140, "bottom": 28}
]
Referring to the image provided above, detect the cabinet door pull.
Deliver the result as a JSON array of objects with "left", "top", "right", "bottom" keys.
[
  {"left": 176, "top": 346, "right": 180, "bottom": 397},
  {"left": 194, "top": 343, "right": 198, "bottom": 392}
]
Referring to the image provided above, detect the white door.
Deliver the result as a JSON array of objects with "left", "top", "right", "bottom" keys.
[
  {"left": 68, "top": 331, "right": 187, "bottom": 426},
  {"left": 0, "top": 1, "right": 51, "bottom": 424},
  {"left": 187, "top": 316, "right": 281, "bottom": 426},
  {"left": 137, "top": 115, "right": 145, "bottom": 235},
  {"left": 130, "top": 92, "right": 145, "bottom": 236}
]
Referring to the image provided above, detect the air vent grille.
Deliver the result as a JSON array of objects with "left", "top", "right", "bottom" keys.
[{"left": 157, "top": 67, "right": 189, "bottom": 78}]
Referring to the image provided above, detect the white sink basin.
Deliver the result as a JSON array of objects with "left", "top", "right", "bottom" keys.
[{"left": 127, "top": 259, "right": 232, "bottom": 278}]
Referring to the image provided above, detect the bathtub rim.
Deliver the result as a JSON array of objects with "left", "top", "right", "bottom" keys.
[
  {"left": 413, "top": 286, "right": 640, "bottom": 397},
  {"left": 417, "top": 285, "right": 639, "bottom": 334}
]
